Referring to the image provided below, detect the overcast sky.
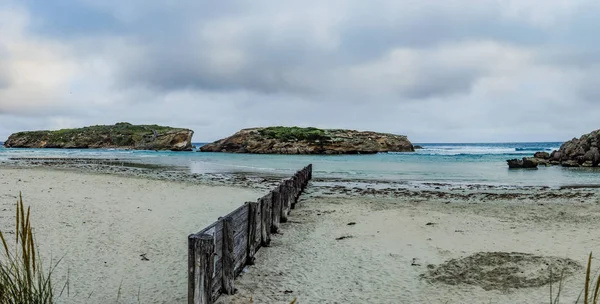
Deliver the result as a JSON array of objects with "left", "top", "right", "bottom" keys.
[{"left": 1, "top": 0, "right": 599, "bottom": 143}]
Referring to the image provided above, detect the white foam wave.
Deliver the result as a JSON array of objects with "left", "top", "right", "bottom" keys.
[{"left": 414, "top": 146, "right": 560, "bottom": 156}]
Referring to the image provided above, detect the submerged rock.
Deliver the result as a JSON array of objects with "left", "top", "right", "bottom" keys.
[
  {"left": 4, "top": 122, "right": 194, "bottom": 151},
  {"left": 199, "top": 126, "right": 415, "bottom": 154},
  {"left": 507, "top": 157, "right": 538, "bottom": 169}
]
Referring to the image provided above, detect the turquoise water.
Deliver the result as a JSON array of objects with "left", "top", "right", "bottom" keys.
[{"left": 1, "top": 141, "right": 599, "bottom": 187}]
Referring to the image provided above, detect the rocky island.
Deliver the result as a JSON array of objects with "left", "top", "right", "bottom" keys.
[
  {"left": 4, "top": 122, "right": 194, "bottom": 151},
  {"left": 548, "top": 129, "right": 600, "bottom": 167},
  {"left": 507, "top": 129, "right": 600, "bottom": 168},
  {"left": 199, "top": 126, "right": 415, "bottom": 154}
]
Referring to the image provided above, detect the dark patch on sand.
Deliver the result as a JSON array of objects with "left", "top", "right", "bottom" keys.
[{"left": 422, "top": 252, "right": 582, "bottom": 290}]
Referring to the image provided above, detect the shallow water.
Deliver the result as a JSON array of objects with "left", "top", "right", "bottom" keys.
[{"left": 2, "top": 141, "right": 598, "bottom": 188}]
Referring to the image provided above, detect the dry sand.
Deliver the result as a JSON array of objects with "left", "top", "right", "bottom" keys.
[
  {"left": 0, "top": 168, "right": 262, "bottom": 304},
  {"left": 220, "top": 186, "right": 600, "bottom": 304},
  {"left": 4, "top": 165, "right": 600, "bottom": 304}
]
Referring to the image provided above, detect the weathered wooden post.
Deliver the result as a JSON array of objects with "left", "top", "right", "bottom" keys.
[
  {"left": 279, "top": 183, "right": 289, "bottom": 223},
  {"left": 271, "top": 189, "right": 281, "bottom": 233},
  {"left": 291, "top": 176, "right": 299, "bottom": 209},
  {"left": 188, "top": 233, "right": 215, "bottom": 304},
  {"left": 260, "top": 194, "right": 271, "bottom": 246},
  {"left": 246, "top": 201, "right": 258, "bottom": 265},
  {"left": 299, "top": 169, "right": 305, "bottom": 191},
  {"left": 254, "top": 198, "right": 263, "bottom": 249},
  {"left": 188, "top": 234, "right": 196, "bottom": 304},
  {"left": 221, "top": 216, "right": 235, "bottom": 295}
]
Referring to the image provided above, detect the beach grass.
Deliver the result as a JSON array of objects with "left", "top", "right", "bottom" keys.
[
  {"left": 549, "top": 252, "right": 600, "bottom": 304},
  {"left": 579, "top": 252, "right": 600, "bottom": 304},
  {"left": 0, "top": 193, "right": 57, "bottom": 304}
]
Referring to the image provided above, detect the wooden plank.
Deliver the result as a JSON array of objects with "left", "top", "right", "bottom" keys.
[
  {"left": 211, "top": 270, "right": 223, "bottom": 301},
  {"left": 192, "top": 233, "right": 214, "bottom": 304},
  {"left": 224, "top": 204, "right": 249, "bottom": 225},
  {"left": 234, "top": 230, "right": 247, "bottom": 253},
  {"left": 197, "top": 221, "right": 218, "bottom": 236},
  {"left": 221, "top": 217, "right": 235, "bottom": 295},
  {"left": 188, "top": 234, "right": 196, "bottom": 304},
  {"left": 234, "top": 217, "right": 249, "bottom": 236},
  {"left": 271, "top": 189, "right": 281, "bottom": 233},
  {"left": 260, "top": 194, "right": 272, "bottom": 246},
  {"left": 234, "top": 248, "right": 247, "bottom": 276},
  {"left": 280, "top": 183, "right": 289, "bottom": 223},
  {"left": 246, "top": 201, "right": 257, "bottom": 265},
  {"left": 291, "top": 176, "right": 299, "bottom": 209},
  {"left": 254, "top": 199, "right": 262, "bottom": 253}
]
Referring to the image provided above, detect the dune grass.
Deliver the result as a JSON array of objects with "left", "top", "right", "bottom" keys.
[
  {"left": 0, "top": 193, "right": 57, "bottom": 304},
  {"left": 549, "top": 252, "right": 600, "bottom": 304},
  {"left": 578, "top": 253, "right": 600, "bottom": 304}
]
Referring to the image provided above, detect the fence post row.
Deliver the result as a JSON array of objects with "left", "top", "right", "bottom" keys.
[{"left": 189, "top": 164, "right": 313, "bottom": 304}]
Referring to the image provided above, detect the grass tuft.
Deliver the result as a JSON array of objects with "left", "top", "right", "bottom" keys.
[{"left": 0, "top": 192, "right": 57, "bottom": 304}]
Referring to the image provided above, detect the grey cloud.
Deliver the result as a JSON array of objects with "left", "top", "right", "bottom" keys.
[
  {"left": 5, "top": 0, "right": 600, "bottom": 142},
  {"left": 38, "top": 1, "right": 552, "bottom": 98},
  {"left": 0, "top": 72, "right": 9, "bottom": 90}
]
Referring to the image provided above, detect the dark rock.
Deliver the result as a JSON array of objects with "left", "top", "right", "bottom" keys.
[
  {"left": 561, "top": 160, "right": 580, "bottom": 167},
  {"left": 533, "top": 151, "right": 550, "bottom": 159},
  {"left": 414, "top": 145, "right": 424, "bottom": 149},
  {"left": 550, "top": 129, "right": 600, "bottom": 167},
  {"left": 507, "top": 157, "right": 538, "bottom": 169}
]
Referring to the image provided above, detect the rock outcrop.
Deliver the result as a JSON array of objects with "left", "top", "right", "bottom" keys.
[
  {"left": 550, "top": 129, "right": 600, "bottom": 167},
  {"left": 4, "top": 122, "right": 194, "bottom": 151},
  {"left": 533, "top": 151, "right": 550, "bottom": 159},
  {"left": 507, "top": 157, "right": 539, "bottom": 169},
  {"left": 199, "top": 127, "right": 415, "bottom": 154}
]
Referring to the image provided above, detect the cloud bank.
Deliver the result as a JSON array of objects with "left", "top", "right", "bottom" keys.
[{"left": 1, "top": 0, "right": 599, "bottom": 142}]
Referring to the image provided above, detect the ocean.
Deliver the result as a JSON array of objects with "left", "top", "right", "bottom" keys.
[{"left": 1, "top": 141, "right": 598, "bottom": 188}]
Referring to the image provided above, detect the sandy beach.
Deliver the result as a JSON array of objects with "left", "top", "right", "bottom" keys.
[
  {"left": 220, "top": 185, "right": 600, "bottom": 304},
  {"left": 0, "top": 168, "right": 262, "bottom": 304},
  {"left": 3, "top": 164, "right": 600, "bottom": 304}
]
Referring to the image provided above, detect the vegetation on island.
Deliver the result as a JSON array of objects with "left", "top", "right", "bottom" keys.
[
  {"left": 201, "top": 126, "right": 414, "bottom": 154},
  {"left": 5, "top": 122, "right": 193, "bottom": 150},
  {"left": 11, "top": 123, "right": 176, "bottom": 147},
  {"left": 257, "top": 126, "right": 331, "bottom": 142}
]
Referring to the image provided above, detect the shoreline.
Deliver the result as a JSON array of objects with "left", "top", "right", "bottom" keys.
[{"left": 4, "top": 157, "right": 600, "bottom": 193}]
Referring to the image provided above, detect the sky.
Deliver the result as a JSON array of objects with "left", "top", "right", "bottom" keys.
[{"left": 0, "top": 0, "right": 599, "bottom": 143}]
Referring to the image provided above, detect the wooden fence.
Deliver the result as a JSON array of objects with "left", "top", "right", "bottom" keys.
[{"left": 188, "top": 164, "right": 313, "bottom": 304}]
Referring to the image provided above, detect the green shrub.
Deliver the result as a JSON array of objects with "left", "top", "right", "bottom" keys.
[{"left": 258, "top": 127, "right": 330, "bottom": 142}]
